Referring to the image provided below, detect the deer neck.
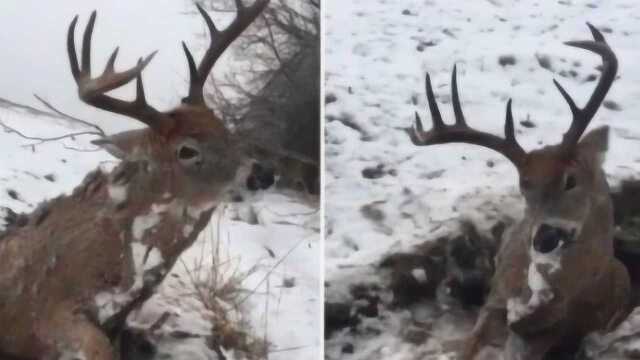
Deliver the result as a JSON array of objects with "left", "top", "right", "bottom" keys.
[{"left": 105, "top": 158, "right": 219, "bottom": 262}]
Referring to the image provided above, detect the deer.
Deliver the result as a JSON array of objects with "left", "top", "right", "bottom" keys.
[
  {"left": 408, "top": 24, "right": 633, "bottom": 359},
  {"left": 0, "top": 1, "right": 270, "bottom": 359}
]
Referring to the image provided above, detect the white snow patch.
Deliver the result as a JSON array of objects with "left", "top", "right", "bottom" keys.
[
  {"left": 0, "top": 207, "right": 8, "bottom": 232},
  {"left": 411, "top": 268, "right": 428, "bottom": 284},
  {"left": 107, "top": 184, "right": 128, "bottom": 205},
  {"left": 507, "top": 245, "right": 562, "bottom": 324},
  {"left": 94, "top": 243, "right": 164, "bottom": 324},
  {"left": 186, "top": 200, "right": 217, "bottom": 220},
  {"left": 131, "top": 211, "right": 161, "bottom": 241},
  {"left": 182, "top": 224, "right": 194, "bottom": 238}
]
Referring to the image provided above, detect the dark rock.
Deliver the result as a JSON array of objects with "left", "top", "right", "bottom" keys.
[
  {"left": 520, "top": 119, "right": 536, "bottom": 128},
  {"left": 380, "top": 248, "right": 447, "bottom": 306},
  {"left": 402, "top": 9, "right": 411, "bottom": 15},
  {"left": 360, "top": 202, "right": 385, "bottom": 222},
  {"left": 584, "top": 73, "right": 598, "bottom": 82},
  {"left": 603, "top": 100, "right": 622, "bottom": 111},
  {"left": 120, "top": 328, "right": 156, "bottom": 360},
  {"left": 498, "top": 55, "right": 517, "bottom": 67},
  {"left": 437, "top": 222, "right": 497, "bottom": 307},
  {"left": 6, "top": 189, "right": 19, "bottom": 200},
  {"left": 421, "top": 169, "right": 445, "bottom": 180},
  {"left": 1, "top": 207, "right": 28, "bottom": 230},
  {"left": 325, "top": 302, "right": 357, "bottom": 337},
  {"left": 282, "top": 277, "right": 296, "bottom": 288},
  {"left": 246, "top": 163, "right": 275, "bottom": 191},
  {"left": 342, "top": 343, "right": 355, "bottom": 354},
  {"left": 341, "top": 343, "right": 355, "bottom": 354},
  {"left": 536, "top": 54, "right": 553, "bottom": 71},
  {"left": 325, "top": 93, "right": 338, "bottom": 104},
  {"left": 486, "top": 160, "right": 495, "bottom": 168},
  {"left": 44, "top": 174, "right": 56, "bottom": 182},
  {"left": 362, "top": 164, "right": 385, "bottom": 179},
  {"left": 355, "top": 298, "right": 379, "bottom": 318}
]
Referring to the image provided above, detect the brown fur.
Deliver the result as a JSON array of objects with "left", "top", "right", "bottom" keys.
[{"left": 461, "top": 128, "right": 632, "bottom": 359}]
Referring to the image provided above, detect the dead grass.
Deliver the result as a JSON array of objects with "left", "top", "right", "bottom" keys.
[{"left": 179, "top": 204, "right": 268, "bottom": 359}]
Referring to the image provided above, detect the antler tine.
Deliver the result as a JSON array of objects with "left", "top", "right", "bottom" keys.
[
  {"left": 67, "top": 11, "right": 169, "bottom": 132},
  {"left": 553, "top": 23, "right": 618, "bottom": 150},
  {"left": 181, "top": 0, "right": 270, "bottom": 106},
  {"left": 409, "top": 67, "right": 527, "bottom": 168}
]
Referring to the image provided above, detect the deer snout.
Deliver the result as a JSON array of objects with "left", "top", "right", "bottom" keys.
[{"left": 533, "top": 224, "right": 576, "bottom": 253}]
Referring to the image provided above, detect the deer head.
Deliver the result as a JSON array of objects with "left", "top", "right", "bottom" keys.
[
  {"left": 409, "top": 23, "right": 617, "bottom": 261},
  {"left": 67, "top": 0, "right": 270, "bottom": 209}
]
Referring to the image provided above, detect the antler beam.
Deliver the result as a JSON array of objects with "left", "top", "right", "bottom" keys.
[
  {"left": 67, "top": 11, "right": 171, "bottom": 132},
  {"left": 553, "top": 23, "right": 618, "bottom": 150},
  {"left": 409, "top": 65, "right": 528, "bottom": 168},
  {"left": 181, "top": 0, "right": 270, "bottom": 106}
]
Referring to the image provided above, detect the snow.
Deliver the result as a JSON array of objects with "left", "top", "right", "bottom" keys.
[
  {"left": 0, "top": 102, "right": 320, "bottom": 358},
  {"left": 325, "top": 0, "right": 640, "bottom": 358},
  {"left": 411, "top": 268, "right": 428, "bottom": 284},
  {"left": 0, "top": 2, "right": 320, "bottom": 359},
  {"left": 132, "top": 211, "right": 163, "bottom": 241},
  {"left": 507, "top": 242, "right": 562, "bottom": 324},
  {"left": 108, "top": 183, "right": 128, "bottom": 205}
]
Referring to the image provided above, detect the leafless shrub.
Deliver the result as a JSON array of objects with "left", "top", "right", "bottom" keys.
[{"left": 200, "top": 0, "right": 320, "bottom": 192}]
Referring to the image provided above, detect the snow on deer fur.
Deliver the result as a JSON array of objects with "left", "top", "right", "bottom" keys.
[
  {"left": 107, "top": 183, "right": 128, "bottom": 205},
  {"left": 507, "top": 243, "right": 563, "bottom": 324},
  {"left": 94, "top": 243, "right": 164, "bottom": 324}
]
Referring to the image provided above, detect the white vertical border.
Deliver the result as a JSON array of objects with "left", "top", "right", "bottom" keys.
[{"left": 318, "top": 0, "right": 326, "bottom": 358}]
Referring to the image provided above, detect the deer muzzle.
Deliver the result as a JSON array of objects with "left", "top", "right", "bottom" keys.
[{"left": 533, "top": 223, "right": 576, "bottom": 254}]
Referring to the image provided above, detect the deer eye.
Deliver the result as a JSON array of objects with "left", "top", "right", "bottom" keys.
[
  {"left": 178, "top": 145, "right": 200, "bottom": 160},
  {"left": 564, "top": 174, "right": 577, "bottom": 191}
]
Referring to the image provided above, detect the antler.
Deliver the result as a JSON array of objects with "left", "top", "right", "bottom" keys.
[
  {"left": 181, "top": 0, "right": 270, "bottom": 106},
  {"left": 553, "top": 23, "right": 618, "bottom": 151},
  {"left": 409, "top": 65, "right": 528, "bottom": 168},
  {"left": 67, "top": 11, "right": 171, "bottom": 132}
]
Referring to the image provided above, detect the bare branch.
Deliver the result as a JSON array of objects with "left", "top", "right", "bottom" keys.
[
  {"left": 0, "top": 118, "right": 101, "bottom": 148},
  {"left": 33, "top": 94, "right": 106, "bottom": 136}
]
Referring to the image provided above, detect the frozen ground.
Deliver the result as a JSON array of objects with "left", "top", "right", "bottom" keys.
[
  {"left": 325, "top": 0, "right": 640, "bottom": 359},
  {"left": 0, "top": 1, "right": 320, "bottom": 359}
]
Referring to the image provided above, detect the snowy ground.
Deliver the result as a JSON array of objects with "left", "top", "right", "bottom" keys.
[
  {"left": 325, "top": 0, "right": 640, "bottom": 359},
  {"left": 0, "top": 1, "right": 320, "bottom": 358}
]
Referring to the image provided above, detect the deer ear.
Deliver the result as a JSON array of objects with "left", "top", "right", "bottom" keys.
[
  {"left": 577, "top": 126, "right": 609, "bottom": 164},
  {"left": 91, "top": 129, "right": 149, "bottom": 160}
]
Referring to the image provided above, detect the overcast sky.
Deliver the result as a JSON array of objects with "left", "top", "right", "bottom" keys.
[{"left": 0, "top": 0, "right": 238, "bottom": 133}]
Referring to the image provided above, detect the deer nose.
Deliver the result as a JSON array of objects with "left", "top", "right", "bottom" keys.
[{"left": 533, "top": 224, "right": 574, "bottom": 254}]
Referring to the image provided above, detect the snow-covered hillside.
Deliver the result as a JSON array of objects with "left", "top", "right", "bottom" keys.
[
  {"left": 325, "top": 0, "right": 640, "bottom": 359},
  {"left": 0, "top": 1, "right": 320, "bottom": 359}
]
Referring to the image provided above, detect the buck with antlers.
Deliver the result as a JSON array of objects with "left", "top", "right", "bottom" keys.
[
  {"left": 0, "top": 1, "right": 269, "bottom": 359},
  {"left": 409, "top": 24, "right": 632, "bottom": 359}
]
